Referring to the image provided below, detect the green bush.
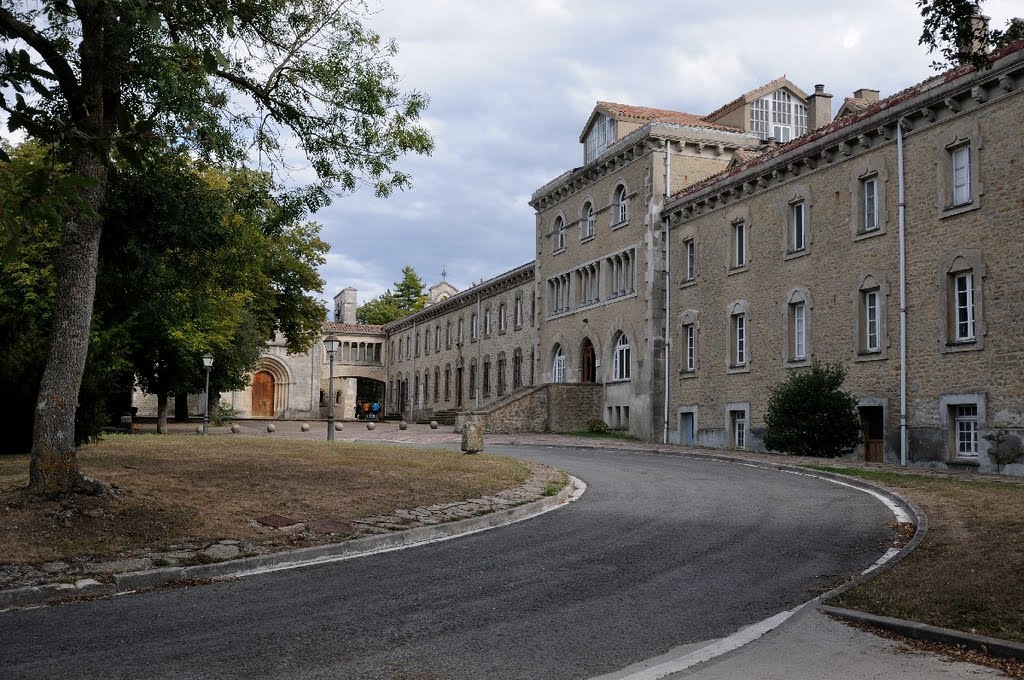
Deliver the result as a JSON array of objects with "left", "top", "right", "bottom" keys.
[
  {"left": 211, "top": 402, "right": 239, "bottom": 426},
  {"left": 587, "top": 418, "right": 610, "bottom": 434},
  {"left": 983, "top": 430, "right": 1024, "bottom": 473},
  {"left": 763, "top": 361, "right": 861, "bottom": 458}
]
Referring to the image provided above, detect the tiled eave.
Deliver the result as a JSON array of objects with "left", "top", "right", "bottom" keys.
[
  {"left": 321, "top": 322, "right": 385, "bottom": 337},
  {"left": 530, "top": 123, "right": 760, "bottom": 211},
  {"left": 384, "top": 262, "right": 536, "bottom": 333},
  {"left": 665, "top": 42, "right": 1024, "bottom": 225}
]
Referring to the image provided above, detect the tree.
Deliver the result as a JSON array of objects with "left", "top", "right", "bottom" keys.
[
  {"left": 98, "top": 151, "right": 329, "bottom": 433},
  {"left": 763, "top": 361, "right": 862, "bottom": 458},
  {"left": 356, "top": 265, "right": 427, "bottom": 325},
  {"left": 0, "top": 1, "right": 432, "bottom": 496},
  {"left": 918, "top": 0, "right": 1024, "bottom": 71}
]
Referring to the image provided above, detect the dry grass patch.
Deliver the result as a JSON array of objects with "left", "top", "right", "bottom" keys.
[
  {"left": 0, "top": 435, "right": 530, "bottom": 564},
  {"left": 805, "top": 465, "right": 1024, "bottom": 644}
]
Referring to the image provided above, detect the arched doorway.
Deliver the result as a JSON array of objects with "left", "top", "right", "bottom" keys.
[
  {"left": 252, "top": 371, "right": 275, "bottom": 417},
  {"left": 580, "top": 338, "right": 596, "bottom": 383}
]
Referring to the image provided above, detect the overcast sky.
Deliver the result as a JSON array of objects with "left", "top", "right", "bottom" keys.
[{"left": 312, "top": 0, "right": 1017, "bottom": 309}]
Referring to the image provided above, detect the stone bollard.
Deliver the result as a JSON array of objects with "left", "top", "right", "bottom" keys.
[
  {"left": 399, "top": 421, "right": 408, "bottom": 430},
  {"left": 300, "top": 423, "right": 310, "bottom": 432},
  {"left": 230, "top": 424, "right": 241, "bottom": 434},
  {"left": 267, "top": 423, "right": 276, "bottom": 433},
  {"left": 195, "top": 425, "right": 203, "bottom": 434},
  {"left": 461, "top": 421, "right": 484, "bottom": 454},
  {"left": 366, "top": 421, "right": 376, "bottom": 431},
  {"left": 335, "top": 422, "right": 344, "bottom": 432},
  {"left": 430, "top": 420, "right": 439, "bottom": 430}
]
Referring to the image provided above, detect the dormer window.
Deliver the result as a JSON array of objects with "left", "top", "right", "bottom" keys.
[
  {"left": 751, "top": 90, "right": 807, "bottom": 142},
  {"left": 584, "top": 114, "right": 616, "bottom": 164}
]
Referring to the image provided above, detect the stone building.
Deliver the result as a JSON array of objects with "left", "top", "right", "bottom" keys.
[{"left": 662, "top": 41, "right": 1024, "bottom": 472}]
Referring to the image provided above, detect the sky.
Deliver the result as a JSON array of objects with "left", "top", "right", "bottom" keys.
[{"left": 314, "top": 0, "right": 1018, "bottom": 308}]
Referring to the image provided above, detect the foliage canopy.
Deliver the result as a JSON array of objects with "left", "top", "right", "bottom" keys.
[{"left": 763, "top": 361, "right": 862, "bottom": 458}]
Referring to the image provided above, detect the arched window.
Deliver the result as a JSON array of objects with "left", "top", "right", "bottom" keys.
[
  {"left": 612, "top": 333, "right": 631, "bottom": 380},
  {"left": 581, "top": 201, "right": 595, "bottom": 239},
  {"left": 434, "top": 366, "right": 440, "bottom": 402},
  {"left": 554, "top": 216, "right": 566, "bottom": 252},
  {"left": 552, "top": 345, "right": 565, "bottom": 383},
  {"left": 613, "top": 185, "right": 628, "bottom": 225}
]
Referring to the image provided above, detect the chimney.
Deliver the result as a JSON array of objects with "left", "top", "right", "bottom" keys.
[
  {"left": 808, "top": 84, "right": 833, "bottom": 130},
  {"left": 333, "top": 287, "right": 358, "bottom": 324},
  {"left": 852, "top": 88, "right": 879, "bottom": 102},
  {"left": 959, "top": 12, "right": 990, "bottom": 62}
]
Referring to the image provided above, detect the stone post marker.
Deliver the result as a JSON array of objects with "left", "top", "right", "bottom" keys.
[{"left": 461, "top": 421, "right": 483, "bottom": 454}]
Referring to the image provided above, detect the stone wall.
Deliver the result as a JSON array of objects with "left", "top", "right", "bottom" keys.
[{"left": 457, "top": 383, "right": 604, "bottom": 434}]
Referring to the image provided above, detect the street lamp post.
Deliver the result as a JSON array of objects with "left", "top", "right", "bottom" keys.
[
  {"left": 202, "top": 353, "right": 214, "bottom": 435},
  {"left": 324, "top": 335, "right": 340, "bottom": 441}
]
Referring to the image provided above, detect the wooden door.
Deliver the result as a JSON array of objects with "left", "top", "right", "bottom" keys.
[
  {"left": 860, "top": 406, "right": 884, "bottom": 463},
  {"left": 580, "top": 339, "right": 596, "bottom": 383},
  {"left": 252, "top": 371, "right": 275, "bottom": 417}
]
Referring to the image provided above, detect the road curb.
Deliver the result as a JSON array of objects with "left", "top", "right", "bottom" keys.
[
  {"left": 820, "top": 605, "right": 1024, "bottom": 661},
  {"left": 1, "top": 475, "right": 582, "bottom": 610}
]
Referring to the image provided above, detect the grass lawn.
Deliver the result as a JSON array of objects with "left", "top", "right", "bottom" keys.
[
  {"left": 0, "top": 435, "right": 531, "bottom": 565},
  {"left": 803, "top": 465, "right": 1024, "bottom": 644}
]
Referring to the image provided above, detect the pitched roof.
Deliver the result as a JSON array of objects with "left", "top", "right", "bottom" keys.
[
  {"left": 703, "top": 76, "right": 810, "bottom": 123},
  {"left": 668, "top": 38, "right": 1024, "bottom": 204},
  {"left": 322, "top": 322, "right": 384, "bottom": 335},
  {"left": 579, "top": 101, "right": 740, "bottom": 141},
  {"left": 835, "top": 96, "right": 874, "bottom": 119}
]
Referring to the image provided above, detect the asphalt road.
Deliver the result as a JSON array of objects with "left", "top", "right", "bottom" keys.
[{"left": 0, "top": 445, "right": 895, "bottom": 679}]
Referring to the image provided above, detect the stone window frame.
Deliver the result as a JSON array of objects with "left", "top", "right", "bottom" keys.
[
  {"left": 435, "top": 324, "right": 441, "bottom": 352},
  {"left": 679, "top": 309, "right": 699, "bottom": 377},
  {"left": 433, "top": 366, "right": 440, "bottom": 403},
  {"left": 611, "top": 331, "right": 631, "bottom": 382},
  {"left": 726, "top": 299, "right": 751, "bottom": 374},
  {"left": 851, "top": 159, "right": 889, "bottom": 241},
  {"left": 852, "top": 272, "right": 890, "bottom": 362},
  {"left": 498, "top": 302, "right": 508, "bottom": 333},
  {"left": 514, "top": 294, "right": 524, "bottom": 329},
  {"left": 936, "top": 118, "right": 983, "bottom": 219},
  {"left": 552, "top": 212, "right": 567, "bottom": 254},
  {"left": 552, "top": 344, "right": 566, "bottom": 383},
  {"left": 470, "top": 312, "right": 479, "bottom": 342},
  {"left": 482, "top": 355, "right": 491, "bottom": 398},
  {"left": 938, "top": 393, "right": 986, "bottom": 464},
  {"left": 423, "top": 328, "right": 429, "bottom": 356},
  {"left": 496, "top": 351, "right": 507, "bottom": 396},
  {"left": 782, "top": 286, "right": 813, "bottom": 367},
  {"left": 512, "top": 348, "right": 523, "bottom": 389},
  {"left": 726, "top": 205, "right": 751, "bottom": 276},
  {"left": 783, "top": 184, "right": 811, "bottom": 260},
  {"left": 726, "top": 402, "right": 751, "bottom": 450},
  {"left": 939, "top": 250, "right": 986, "bottom": 353},
  {"left": 444, "top": 363, "right": 452, "bottom": 401},
  {"left": 414, "top": 331, "right": 420, "bottom": 358},
  {"left": 457, "top": 317, "right": 465, "bottom": 345},
  {"left": 579, "top": 197, "right": 596, "bottom": 242},
  {"left": 469, "top": 358, "right": 478, "bottom": 400},
  {"left": 610, "top": 181, "right": 630, "bottom": 229},
  {"left": 398, "top": 337, "right": 403, "bottom": 362},
  {"left": 483, "top": 307, "right": 492, "bottom": 337}
]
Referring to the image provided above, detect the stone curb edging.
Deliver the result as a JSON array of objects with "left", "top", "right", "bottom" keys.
[
  {"left": 0, "top": 476, "right": 581, "bottom": 610},
  {"left": 820, "top": 605, "right": 1024, "bottom": 661}
]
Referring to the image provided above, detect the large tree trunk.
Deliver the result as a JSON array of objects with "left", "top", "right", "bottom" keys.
[
  {"left": 156, "top": 391, "right": 169, "bottom": 434},
  {"left": 174, "top": 394, "right": 189, "bottom": 422},
  {"left": 27, "top": 151, "right": 108, "bottom": 497}
]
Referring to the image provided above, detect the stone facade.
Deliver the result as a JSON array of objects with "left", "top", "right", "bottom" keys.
[{"left": 663, "top": 42, "right": 1024, "bottom": 473}]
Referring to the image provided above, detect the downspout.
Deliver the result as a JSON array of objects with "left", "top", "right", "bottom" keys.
[
  {"left": 411, "top": 320, "right": 417, "bottom": 421},
  {"left": 476, "top": 292, "right": 482, "bottom": 411},
  {"left": 663, "top": 140, "right": 672, "bottom": 444},
  {"left": 897, "top": 121, "right": 908, "bottom": 466}
]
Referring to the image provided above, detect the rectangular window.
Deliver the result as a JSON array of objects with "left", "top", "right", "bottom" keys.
[
  {"left": 446, "top": 322, "right": 452, "bottom": 348},
  {"left": 684, "top": 324, "right": 696, "bottom": 372},
  {"left": 955, "top": 272, "right": 975, "bottom": 341},
  {"left": 864, "top": 291, "right": 880, "bottom": 352},
  {"left": 862, "top": 177, "right": 878, "bottom": 232},
  {"left": 734, "top": 314, "right": 746, "bottom": 366},
  {"left": 684, "top": 239, "right": 696, "bottom": 281},
  {"left": 790, "top": 202, "right": 805, "bottom": 252},
  {"left": 952, "top": 145, "right": 971, "bottom": 206},
  {"left": 731, "top": 410, "right": 747, "bottom": 449},
  {"left": 955, "top": 404, "right": 979, "bottom": 457},
  {"left": 498, "top": 304, "right": 507, "bottom": 331},
  {"left": 484, "top": 309, "right": 492, "bottom": 336},
  {"left": 733, "top": 222, "right": 746, "bottom": 268},
  {"left": 514, "top": 297, "right": 523, "bottom": 327},
  {"left": 435, "top": 325, "right": 441, "bottom": 351},
  {"left": 471, "top": 313, "right": 478, "bottom": 340},
  {"left": 793, "top": 302, "right": 806, "bottom": 359},
  {"left": 751, "top": 97, "right": 770, "bottom": 139},
  {"left": 458, "top": 318, "right": 464, "bottom": 344}
]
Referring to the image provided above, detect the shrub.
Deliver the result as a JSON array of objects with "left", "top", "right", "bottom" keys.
[
  {"left": 586, "top": 418, "right": 610, "bottom": 434},
  {"left": 763, "top": 361, "right": 861, "bottom": 458},
  {"left": 983, "top": 430, "right": 1024, "bottom": 473},
  {"left": 211, "top": 402, "right": 239, "bottom": 426}
]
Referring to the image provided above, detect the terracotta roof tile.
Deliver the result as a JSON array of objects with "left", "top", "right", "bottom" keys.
[
  {"left": 597, "top": 101, "right": 740, "bottom": 132},
  {"left": 836, "top": 96, "right": 873, "bottom": 118},
  {"left": 669, "top": 38, "right": 1024, "bottom": 204}
]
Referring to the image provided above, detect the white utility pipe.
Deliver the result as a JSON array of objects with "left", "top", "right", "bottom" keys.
[
  {"left": 663, "top": 140, "right": 672, "bottom": 445},
  {"left": 897, "top": 121, "right": 908, "bottom": 466}
]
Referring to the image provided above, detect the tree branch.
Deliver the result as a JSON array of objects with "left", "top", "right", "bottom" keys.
[
  {"left": 0, "top": 99, "right": 55, "bottom": 140},
  {"left": 0, "top": 6, "right": 81, "bottom": 111}
]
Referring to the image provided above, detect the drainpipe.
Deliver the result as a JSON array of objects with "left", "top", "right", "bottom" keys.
[
  {"left": 663, "top": 140, "right": 672, "bottom": 445},
  {"left": 411, "top": 320, "right": 416, "bottom": 421},
  {"left": 897, "top": 121, "right": 908, "bottom": 466},
  {"left": 476, "top": 292, "right": 482, "bottom": 410}
]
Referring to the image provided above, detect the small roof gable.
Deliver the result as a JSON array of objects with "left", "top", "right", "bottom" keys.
[
  {"left": 836, "top": 96, "right": 874, "bottom": 119},
  {"left": 704, "top": 76, "right": 811, "bottom": 123},
  {"left": 579, "top": 101, "right": 739, "bottom": 142}
]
